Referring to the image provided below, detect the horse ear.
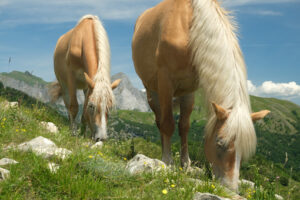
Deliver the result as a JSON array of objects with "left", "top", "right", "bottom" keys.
[
  {"left": 111, "top": 79, "right": 121, "bottom": 90},
  {"left": 212, "top": 102, "right": 228, "bottom": 121},
  {"left": 251, "top": 110, "right": 270, "bottom": 122},
  {"left": 84, "top": 72, "right": 95, "bottom": 89}
]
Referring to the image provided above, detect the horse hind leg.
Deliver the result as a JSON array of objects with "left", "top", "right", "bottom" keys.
[
  {"left": 62, "top": 83, "right": 79, "bottom": 136},
  {"left": 146, "top": 90, "right": 161, "bottom": 129},
  {"left": 178, "top": 93, "right": 195, "bottom": 168}
]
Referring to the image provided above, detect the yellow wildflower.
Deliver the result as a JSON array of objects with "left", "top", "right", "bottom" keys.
[
  {"left": 21, "top": 129, "right": 26, "bottom": 132},
  {"left": 98, "top": 152, "right": 103, "bottom": 156},
  {"left": 211, "top": 184, "right": 215, "bottom": 189},
  {"left": 16, "top": 129, "right": 19, "bottom": 132},
  {"left": 179, "top": 167, "right": 183, "bottom": 171},
  {"left": 88, "top": 155, "right": 94, "bottom": 159},
  {"left": 144, "top": 161, "right": 147, "bottom": 165},
  {"left": 161, "top": 164, "right": 165, "bottom": 169},
  {"left": 162, "top": 189, "right": 168, "bottom": 195},
  {"left": 171, "top": 184, "right": 176, "bottom": 188},
  {"left": 247, "top": 194, "right": 251, "bottom": 198},
  {"left": 123, "top": 157, "right": 127, "bottom": 161}
]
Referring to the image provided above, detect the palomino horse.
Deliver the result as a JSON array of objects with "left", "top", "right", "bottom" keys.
[
  {"left": 50, "top": 15, "right": 121, "bottom": 141},
  {"left": 132, "top": 0, "right": 270, "bottom": 191}
]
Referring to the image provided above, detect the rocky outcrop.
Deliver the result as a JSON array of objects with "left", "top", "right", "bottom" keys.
[
  {"left": 17, "top": 136, "right": 72, "bottom": 160},
  {"left": 125, "top": 154, "right": 167, "bottom": 174}
]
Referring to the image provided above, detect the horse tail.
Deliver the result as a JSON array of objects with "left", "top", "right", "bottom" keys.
[{"left": 48, "top": 81, "right": 62, "bottom": 103}]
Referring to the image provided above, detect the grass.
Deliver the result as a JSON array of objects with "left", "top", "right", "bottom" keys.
[
  {"left": 1, "top": 94, "right": 299, "bottom": 199},
  {"left": 0, "top": 97, "right": 233, "bottom": 199}
]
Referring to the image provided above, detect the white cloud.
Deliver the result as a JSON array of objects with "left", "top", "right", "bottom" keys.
[
  {"left": 247, "top": 80, "right": 300, "bottom": 101},
  {"left": 245, "top": 10, "right": 283, "bottom": 16}
]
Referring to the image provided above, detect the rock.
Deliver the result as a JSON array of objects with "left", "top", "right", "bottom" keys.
[
  {"left": 186, "top": 166, "right": 205, "bottom": 176},
  {"left": 193, "top": 192, "right": 230, "bottom": 200},
  {"left": 275, "top": 194, "right": 284, "bottom": 200},
  {"left": 40, "top": 122, "right": 59, "bottom": 134},
  {"left": 125, "top": 154, "right": 167, "bottom": 174},
  {"left": 48, "top": 162, "right": 59, "bottom": 173},
  {"left": 0, "top": 158, "right": 18, "bottom": 166},
  {"left": 238, "top": 179, "right": 255, "bottom": 189},
  {"left": 2, "top": 101, "right": 18, "bottom": 109},
  {"left": 17, "top": 136, "right": 72, "bottom": 159},
  {"left": 91, "top": 141, "right": 103, "bottom": 149},
  {"left": 0, "top": 167, "right": 10, "bottom": 181}
]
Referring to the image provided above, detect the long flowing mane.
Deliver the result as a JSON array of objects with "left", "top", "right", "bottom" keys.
[
  {"left": 189, "top": 0, "right": 256, "bottom": 160},
  {"left": 78, "top": 15, "right": 115, "bottom": 112}
]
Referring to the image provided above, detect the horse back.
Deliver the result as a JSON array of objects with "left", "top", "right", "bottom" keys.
[
  {"left": 132, "top": 0, "right": 197, "bottom": 95},
  {"left": 54, "top": 18, "right": 98, "bottom": 89}
]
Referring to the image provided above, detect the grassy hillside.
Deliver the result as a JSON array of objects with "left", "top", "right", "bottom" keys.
[
  {"left": 0, "top": 71, "right": 48, "bottom": 86},
  {"left": 1, "top": 80, "right": 300, "bottom": 199},
  {"left": 0, "top": 90, "right": 235, "bottom": 199}
]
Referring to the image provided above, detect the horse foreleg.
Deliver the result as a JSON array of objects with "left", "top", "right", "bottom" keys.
[
  {"left": 157, "top": 70, "right": 175, "bottom": 165},
  {"left": 178, "top": 93, "right": 194, "bottom": 168},
  {"left": 80, "top": 89, "right": 88, "bottom": 137}
]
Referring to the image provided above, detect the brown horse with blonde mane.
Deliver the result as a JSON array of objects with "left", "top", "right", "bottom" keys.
[
  {"left": 132, "top": 0, "right": 270, "bottom": 191},
  {"left": 50, "top": 15, "right": 121, "bottom": 141}
]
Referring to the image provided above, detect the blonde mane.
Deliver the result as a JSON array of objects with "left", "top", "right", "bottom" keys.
[
  {"left": 78, "top": 15, "right": 115, "bottom": 112},
  {"left": 189, "top": 0, "right": 256, "bottom": 160}
]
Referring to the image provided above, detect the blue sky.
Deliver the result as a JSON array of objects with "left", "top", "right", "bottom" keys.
[{"left": 0, "top": 0, "right": 299, "bottom": 105}]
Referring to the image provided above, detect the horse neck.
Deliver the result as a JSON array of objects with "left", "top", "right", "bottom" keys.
[
  {"left": 189, "top": 0, "right": 256, "bottom": 160},
  {"left": 189, "top": 0, "right": 250, "bottom": 111}
]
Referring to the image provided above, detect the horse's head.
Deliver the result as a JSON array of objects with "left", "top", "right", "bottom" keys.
[
  {"left": 205, "top": 102, "right": 270, "bottom": 191},
  {"left": 83, "top": 72, "right": 121, "bottom": 141}
]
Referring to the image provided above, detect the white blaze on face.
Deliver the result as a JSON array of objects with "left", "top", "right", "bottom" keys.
[
  {"left": 218, "top": 151, "right": 241, "bottom": 192},
  {"left": 94, "top": 104, "right": 107, "bottom": 141},
  {"left": 232, "top": 151, "right": 241, "bottom": 191}
]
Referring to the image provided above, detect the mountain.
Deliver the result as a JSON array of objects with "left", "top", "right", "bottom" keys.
[
  {"left": 0, "top": 71, "right": 50, "bottom": 102},
  {"left": 0, "top": 71, "right": 149, "bottom": 112},
  {"left": 111, "top": 72, "right": 150, "bottom": 112}
]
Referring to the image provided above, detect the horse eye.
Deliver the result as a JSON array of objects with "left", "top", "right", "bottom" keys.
[
  {"left": 216, "top": 138, "right": 227, "bottom": 151},
  {"left": 88, "top": 104, "right": 95, "bottom": 112}
]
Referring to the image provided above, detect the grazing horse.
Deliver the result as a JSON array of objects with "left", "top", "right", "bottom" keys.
[
  {"left": 132, "top": 0, "right": 270, "bottom": 191},
  {"left": 50, "top": 15, "right": 121, "bottom": 141}
]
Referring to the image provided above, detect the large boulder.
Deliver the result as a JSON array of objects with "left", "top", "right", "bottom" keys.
[
  {"left": 125, "top": 154, "right": 167, "bottom": 174},
  {"left": 17, "top": 136, "right": 71, "bottom": 160}
]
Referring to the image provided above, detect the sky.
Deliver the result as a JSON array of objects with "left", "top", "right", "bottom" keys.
[{"left": 0, "top": 0, "right": 299, "bottom": 105}]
